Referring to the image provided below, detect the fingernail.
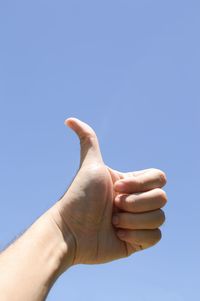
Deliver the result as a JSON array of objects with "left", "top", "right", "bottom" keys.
[
  {"left": 117, "top": 230, "right": 125, "bottom": 238},
  {"left": 112, "top": 215, "right": 119, "bottom": 225}
]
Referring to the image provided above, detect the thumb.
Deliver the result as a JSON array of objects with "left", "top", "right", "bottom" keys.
[{"left": 64, "top": 117, "right": 103, "bottom": 166}]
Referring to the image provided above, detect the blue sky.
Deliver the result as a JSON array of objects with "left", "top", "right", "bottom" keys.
[{"left": 0, "top": 1, "right": 199, "bottom": 300}]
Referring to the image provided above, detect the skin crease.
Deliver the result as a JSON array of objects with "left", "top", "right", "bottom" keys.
[{"left": 52, "top": 118, "right": 167, "bottom": 266}]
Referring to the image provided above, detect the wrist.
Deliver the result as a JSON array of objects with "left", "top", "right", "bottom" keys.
[{"left": 46, "top": 204, "right": 76, "bottom": 274}]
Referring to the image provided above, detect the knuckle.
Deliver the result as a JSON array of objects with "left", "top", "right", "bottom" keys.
[
  {"left": 79, "top": 132, "right": 97, "bottom": 147},
  {"left": 147, "top": 229, "right": 162, "bottom": 247},
  {"left": 157, "top": 209, "right": 166, "bottom": 226},
  {"left": 149, "top": 168, "right": 167, "bottom": 186},
  {"left": 137, "top": 177, "right": 146, "bottom": 189},
  {"left": 156, "top": 188, "right": 168, "bottom": 205},
  {"left": 154, "top": 229, "right": 162, "bottom": 243},
  {"left": 158, "top": 170, "right": 167, "bottom": 186}
]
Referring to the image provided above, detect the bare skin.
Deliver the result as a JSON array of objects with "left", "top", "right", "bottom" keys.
[{"left": 0, "top": 118, "right": 167, "bottom": 301}]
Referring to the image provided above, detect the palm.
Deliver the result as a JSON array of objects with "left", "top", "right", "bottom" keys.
[{"left": 70, "top": 163, "right": 130, "bottom": 264}]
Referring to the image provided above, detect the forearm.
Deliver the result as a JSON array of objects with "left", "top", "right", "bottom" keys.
[{"left": 0, "top": 206, "right": 74, "bottom": 301}]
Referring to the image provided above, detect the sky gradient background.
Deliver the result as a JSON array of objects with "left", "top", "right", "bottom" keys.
[{"left": 0, "top": 1, "right": 200, "bottom": 300}]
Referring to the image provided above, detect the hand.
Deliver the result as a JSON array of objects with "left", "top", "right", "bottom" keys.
[
  {"left": 0, "top": 117, "right": 167, "bottom": 301},
  {"left": 52, "top": 118, "right": 167, "bottom": 266}
]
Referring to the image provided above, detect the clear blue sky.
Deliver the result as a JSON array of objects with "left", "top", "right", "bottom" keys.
[{"left": 0, "top": 1, "right": 199, "bottom": 300}]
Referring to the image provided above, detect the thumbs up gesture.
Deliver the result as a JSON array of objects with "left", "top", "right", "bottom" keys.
[{"left": 53, "top": 118, "right": 167, "bottom": 266}]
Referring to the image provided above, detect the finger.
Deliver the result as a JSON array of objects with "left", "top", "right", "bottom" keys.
[
  {"left": 114, "top": 168, "right": 167, "bottom": 193},
  {"left": 112, "top": 209, "right": 165, "bottom": 230},
  {"left": 114, "top": 188, "right": 167, "bottom": 213},
  {"left": 65, "top": 117, "right": 103, "bottom": 166},
  {"left": 108, "top": 167, "right": 151, "bottom": 180},
  {"left": 116, "top": 229, "right": 162, "bottom": 251}
]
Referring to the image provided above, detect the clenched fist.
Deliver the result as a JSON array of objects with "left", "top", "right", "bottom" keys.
[{"left": 52, "top": 118, "right": 167, "bottom": 266}]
